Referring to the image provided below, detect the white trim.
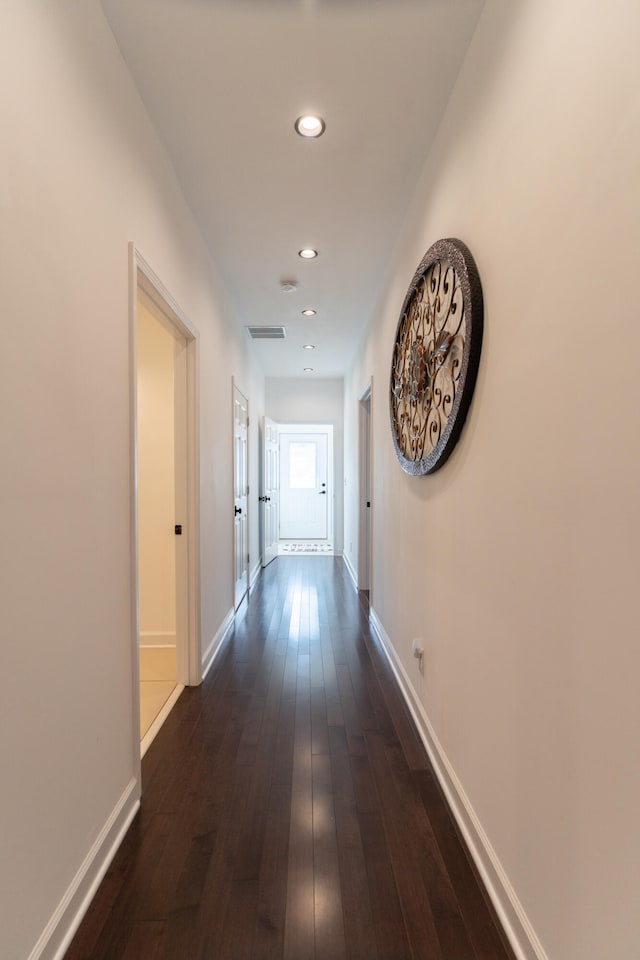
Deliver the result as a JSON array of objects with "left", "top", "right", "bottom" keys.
[
  {"left": 27, "top": 779, "right": 140, "bottom": 960},
  {"left": 134, "top": 251, "right": 199, "bottom": 340},
  {"left": 250, "top": 560, "right": 262, "bottom": 588},
  {"left": 368, "top": 607, "right": 549, "bottom": 960},
  {"left": 128, "top": 244, "right": 142, "bottom": 791},
  {"left": 342, "top": 551, "right": 358, "bottom": 591},
  {"left": 139, "top": 631, "right": 177, "bottom": 647},
  {"left": 202, "top": 607, "right": 235, "bottom": 681},
  {"left": 140, "top": 684, "right": 185, "bottom": 758}
]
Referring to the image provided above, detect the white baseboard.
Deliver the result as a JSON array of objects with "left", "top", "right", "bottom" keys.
[
  {"left": 28, "top": 778, "right": 140, "bottom": 960},
  {"left": 342, "top": 551, "right": 358, "bottom": 591},
  {"left": 201, "top": 607, "right": 234, "bottom": 680},
  {"left": 139, "top": 631, "right": 176, "bottom": 646},
  {"left": 369, "top": 607, "right": 549, "bottom": 960},
  {"left": 250, "top": 560, "right": 261, "bottom": 588}
]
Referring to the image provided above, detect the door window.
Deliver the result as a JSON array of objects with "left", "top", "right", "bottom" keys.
[{"left": 289, "top": 441, "right": 317, "bottom": 489}]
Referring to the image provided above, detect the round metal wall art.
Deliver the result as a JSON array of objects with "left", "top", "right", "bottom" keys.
[{"left": 389, "top": 238, "right": 483, "bottom": 475}]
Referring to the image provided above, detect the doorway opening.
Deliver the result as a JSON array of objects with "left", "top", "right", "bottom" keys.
[{"left": 131, "top": 247, "right": 200, "bottom": 760}]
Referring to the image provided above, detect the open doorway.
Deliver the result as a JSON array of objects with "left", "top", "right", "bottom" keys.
[{"left": 131, "top": 247, "right": 200, "bottom": 759}]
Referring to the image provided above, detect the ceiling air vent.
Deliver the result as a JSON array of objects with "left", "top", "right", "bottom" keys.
[{"left": 246, "top": 325, "right": 287, "bottom": 340}]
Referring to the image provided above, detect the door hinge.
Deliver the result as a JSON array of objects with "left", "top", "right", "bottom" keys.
[{"left": 247, "top": 553, "right": 250, "bottom": 564}]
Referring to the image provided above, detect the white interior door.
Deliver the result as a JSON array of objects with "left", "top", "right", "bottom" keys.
[
  {"left": 261, "top": 416, "right": 279, "bottom": 566},
  {"left": 358, "top": 387, "right": 372, "bottom": 591},
  {"left": 279, "top": 432, "right": 328, "bottom": 539},
  {"left": 233, "top": 384, "right": 249, "bottom": 608}
]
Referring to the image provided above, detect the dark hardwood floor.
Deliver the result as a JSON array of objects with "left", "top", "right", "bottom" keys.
[{"left": 66, "top": 557, "right": 514, "bottom": 960}]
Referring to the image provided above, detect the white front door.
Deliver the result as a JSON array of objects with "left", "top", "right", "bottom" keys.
[
  {"left": 261, "top": 416, "right": 279, "bottom": 566},
  {"left": 279, "top": 432, "right": 328, "bottom": 540},
  {"left": 233, "top": 384, "right": 249, "bottom": 608}
]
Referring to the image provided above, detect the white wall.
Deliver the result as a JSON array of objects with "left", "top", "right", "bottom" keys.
[
  {"left": 344, "top": 2, "right": 640, "bottom": 959},
  {"left": 0, "top": 3, "right": 263, "bottom": 958},
  {"left": 266, "top": 377, "right": 344, "bottom": 552}
]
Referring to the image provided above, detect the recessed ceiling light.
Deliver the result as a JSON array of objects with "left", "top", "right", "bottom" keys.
[
  {"left": 301, "top": 309, "right": 316, "bottom": 317},
  {"left": 303, "top": 344, "right": 315, "bottom": 350},
  {"left": 295, "top": 115, "right": 325, "bottom": 139},
  {"left": 303, "top": 367, "right": 314, "bottom": 373},
  {"left": 298, "top": 249, "right": 317, "bottom": 259}
]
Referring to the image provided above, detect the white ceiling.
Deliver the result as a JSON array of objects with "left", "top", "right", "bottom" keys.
[{"left": 100, "top": 0, "right": 485, "bottom": 378}]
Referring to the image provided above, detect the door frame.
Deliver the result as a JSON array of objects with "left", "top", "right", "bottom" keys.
[
  {"left": 358, "top": 380, "right": 373, "bottom": 595},
  {"left": 129, "top": 244, "right": 201, "bottom": 770},
  {"left": 277, "top": 422, "right": 334, "bottom": 543}
]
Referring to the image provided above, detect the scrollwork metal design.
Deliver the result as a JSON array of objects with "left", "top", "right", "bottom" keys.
[{"left": 389, "top": 238, "right": 483, "bottom": 475}]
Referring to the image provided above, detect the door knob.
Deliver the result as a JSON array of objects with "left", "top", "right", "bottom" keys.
[
  {"left": 318, "top": 490, "right": 326, "bottom": 495},
  {"left": 235, "top": 506, "right": 242, "bottom": 516}
]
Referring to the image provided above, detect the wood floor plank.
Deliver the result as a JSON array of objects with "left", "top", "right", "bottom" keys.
[
  {"left": 218, "top": 879, "right": 259, "bottom": 960},
  {"left": 310, "top": 685, "right": 330, "bottom": 756},
  {"left": 65, "top": 557, "right": 515, "bottom": 960},
  {"left": 320, "top": 634, "right": 344, "bottom": 727},
  {"left": 383, "top": 737, "right": 478, "bottom": 956},
  {"left": 328, "top": 725, "right": 379, "bottom": 960},
  {"left": 82, "top": 812, "right": 175, "bottom": 960},
  {"left": 312, "top": 754, "right": 347, "bottom": 960},
  {"left": 252, "top": 783, "right": 292, "bottom": 960},
  {"left": 365, "top": 729, "right": 445, "bottom": 960},
  {"left": 191, "top": 763, "right": 253, "bottom": 958},
  {"left": 416, "top": 769, "right": 515, "bottom": 960},
  {"left": 282, "top": 675, "right": 314, "bottom": 960},
  {"left": 358, "top": 810, "right": 413, "bottom": 960},
  {"left": 234, "top": 652, "right": 287, "bottom": 882},
  {"left": 120, "top": 920, "right": 166, "bottom": 960}
]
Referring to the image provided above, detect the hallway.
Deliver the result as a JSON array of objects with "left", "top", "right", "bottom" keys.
[{"left": 65, "top": 558, "right": 513, "bottom": 960}]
